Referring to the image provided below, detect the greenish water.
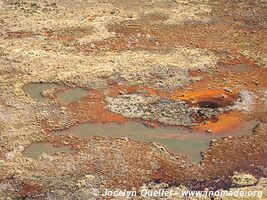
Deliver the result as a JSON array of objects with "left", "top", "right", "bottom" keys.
[
  {"left": 22, "top": 83, "right": 60, "bottom": 101},
  {"left": 23, "top": 143, "right": 72, "bottom": 159},
  {"left": 56, "top": 121, "right": 254, "bottom": 163}
]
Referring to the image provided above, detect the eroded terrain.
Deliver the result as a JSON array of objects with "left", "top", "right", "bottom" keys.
[{"left": 0, "top": 0, "right": 266, "bottom": 199}]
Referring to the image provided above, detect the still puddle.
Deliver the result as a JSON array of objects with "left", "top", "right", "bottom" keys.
[
  {"left": 22, "top": 83, "right": 88, "bottom": 105},
  {"left": 23, "top": 143, "right": 72, "bottom": 159},
  {"left": 56, "top": 88, "right": 88, "bottom": 105},
  {"left": 56, "top": 121, "right": 254, "bottom": 163},
  {"left": 22, "top": 83, "right": 60, "bottom": 101}
]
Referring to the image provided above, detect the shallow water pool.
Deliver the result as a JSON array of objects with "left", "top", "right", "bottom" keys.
[
  {"left": 23, "top": 143, "right": 72, "bottom": 159},
  {"left": 56, "top": 121, "right": 255, "bottom": 163}
]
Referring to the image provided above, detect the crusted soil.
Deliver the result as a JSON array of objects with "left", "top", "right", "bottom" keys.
[{"left": 0, "top": 0, "right": 267, "bottom": 199}]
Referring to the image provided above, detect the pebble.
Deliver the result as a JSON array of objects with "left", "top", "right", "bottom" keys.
[
  {"left": 206, "top": 129, "right": 213, "bottom": 133},
  {"left": 224, "top": 88, "right": 232, "bottom": 93}
]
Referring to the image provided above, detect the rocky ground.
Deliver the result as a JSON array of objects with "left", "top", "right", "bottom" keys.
[{"left": 0, "top": 0, "right": 266, "bottom": 199}]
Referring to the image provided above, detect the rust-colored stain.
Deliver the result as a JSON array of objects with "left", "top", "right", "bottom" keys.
[
  {"left": 60, "top": 85, "right": 169, "bottom": 128},
  {"left": 67, "top": 89, "right": 127, "bottom": 125},
  {"left": 171, "top": 89, "right": 238, "bottom": 108},
  {"left": 196, "top": 111, "right": 244, "bottom": 134},
  {"left": 18, "top": 183, "right": 42, "bottom": 199},
  {"left": 172, "top": 89, "right": 238, "bottom": 103},
  {"left": 7, "top": 31, "right": 34, "bottom": 38}
]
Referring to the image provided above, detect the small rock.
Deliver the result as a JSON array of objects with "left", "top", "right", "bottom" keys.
[
  {"left": 224, "top": 88, "right": 232, "bottom": 93},
  {"left": 127, "top": 14, "right": 133, "bottom": 18},
  {"left": 231, "top": 173, "right": 258, "bottom": 187},
  {"left": 153, "top": 142, "right": 166, "bottom": 151},
  {"left": 144, "top": 121, "right": 156, "bottom": 128},
  {"left": 252, "top": 80, "right": 259, "bottom": 85},
  {"left": 119, "top": 89, "right": 128, "bottom": 95},
  {"left": 206, "top": 129, "right": 212, "bottom": 133}
]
